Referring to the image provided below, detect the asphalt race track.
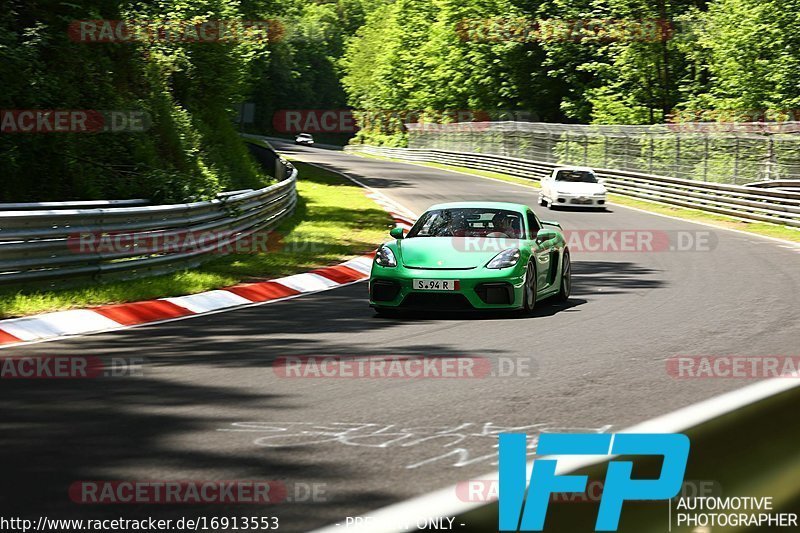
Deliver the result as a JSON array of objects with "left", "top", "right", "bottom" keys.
[{"left": 1, "top": 142, "right": 798, "bottom": 532}]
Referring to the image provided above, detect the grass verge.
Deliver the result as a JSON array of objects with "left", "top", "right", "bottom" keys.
[
  {"left": 354, "top": 152, "right": 800, "bottom": 243},
  {"left": 0, "top": 162, "right": 390, "bottom": 319}
]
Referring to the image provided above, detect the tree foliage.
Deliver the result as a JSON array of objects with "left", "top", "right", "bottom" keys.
[
  {"left": 4, "top": 0, "right": 799, "bottom": 198},
  {"left": 336, "top": 0, "right": 800, "bottom": 142},
  {"left": 0, "top": 0, "right": 272, "bottom": 202}
]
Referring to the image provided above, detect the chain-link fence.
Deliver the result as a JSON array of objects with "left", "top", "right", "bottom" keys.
[{"left": 406, "top": 122, "right": 800, "bottom": 185}]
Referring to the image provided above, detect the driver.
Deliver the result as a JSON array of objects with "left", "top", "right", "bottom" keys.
[
  {"left": 489, "top": 212, "right": 518, "bottom": 238},
  {"left": 446, "top": 213, "right": 468, "bottom": 236}
]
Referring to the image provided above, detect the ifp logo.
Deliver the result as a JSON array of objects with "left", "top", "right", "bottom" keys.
[{"left": 499, "top": 433, "right": 689, "bottom": 531}]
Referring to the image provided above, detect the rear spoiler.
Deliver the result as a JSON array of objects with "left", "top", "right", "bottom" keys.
[{"left": 541, "top": 220, "right": 562, "bottom": 229}]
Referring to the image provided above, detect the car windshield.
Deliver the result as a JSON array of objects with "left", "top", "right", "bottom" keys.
[
  {"left": 556, "top": 170, "right": 597, "bottom": 183},
  {"left": 407, "top": 208, "right": 526, "bottom": 239}
]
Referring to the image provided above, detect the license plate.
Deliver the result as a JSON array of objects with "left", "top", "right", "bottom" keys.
[
  {"left": 572, "top": 197, "right": 592, "bottom": 204},
  {"left": 413, "top": 279, "right": 458, "bottom": 291}
]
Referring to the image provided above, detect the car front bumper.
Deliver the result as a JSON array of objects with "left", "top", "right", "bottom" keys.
[
  {"left": 551, "top": 193, "right": 606, "bottom": 207},
  {"left": 369, "top": 263, "right": 526, "bottom": 310}
]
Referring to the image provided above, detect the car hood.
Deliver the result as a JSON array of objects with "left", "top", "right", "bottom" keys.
[
  {"left": 398, "top": 237, "right": 520, "bottom": 269},
  {"left": 554, "top": 182, "right": 606, "bottom": 195}
]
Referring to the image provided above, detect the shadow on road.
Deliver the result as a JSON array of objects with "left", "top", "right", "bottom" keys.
[
  {"left": 545, "top": 205, "right": 614, "bottom": 213},
  {"left": 571, "top": 260, "right": 664, "bottom": 296},
  {"left": 0, "top": 286, "right": 422, "bottom": 526},
  {"left": 0, "top": 259, "right": 662, "bottom": 528},
  {"left": 0, "top": 370, "right": 397, "bottom": 526}
]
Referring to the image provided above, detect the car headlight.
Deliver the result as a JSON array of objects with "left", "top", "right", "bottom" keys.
[
  {"left": 486, "top": 248, "right": 520, "bottom": 269},
  {"left": 375, "top": 245, "right": 397, "bottom": 267}
]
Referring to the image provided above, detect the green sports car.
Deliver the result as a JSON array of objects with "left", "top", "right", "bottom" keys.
[{"left": 369, "top": 202, "right": 571, "bottom": 314}]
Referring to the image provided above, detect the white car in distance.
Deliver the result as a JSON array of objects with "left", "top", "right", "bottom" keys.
[
  {"left": 539, "top": 166, "right": 607, "bottom": 210},
  {"left": 294, "top": 133, "right": 315, "bottom": 146}
]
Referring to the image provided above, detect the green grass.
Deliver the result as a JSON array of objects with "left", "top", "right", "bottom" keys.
[
  {"left": 0, "top": 162, "right": 391, "bottom": 319},
  {"left": 354, "top": 152, "right": 800, "bottom": 243}
]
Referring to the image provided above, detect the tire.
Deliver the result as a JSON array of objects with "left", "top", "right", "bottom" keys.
[
  {"left": 555, "top": 250, "right": 571, "bottom": 302},
  {"left": 521, "top": 262, "right": 537, "bottom": 314},
  {"left": 539, "top": 196, "right": 547, "bottom": 207}
]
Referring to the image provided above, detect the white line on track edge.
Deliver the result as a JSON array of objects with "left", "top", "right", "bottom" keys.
[{"left": 288, "top": 158, "right": 420, "bottom": 219}]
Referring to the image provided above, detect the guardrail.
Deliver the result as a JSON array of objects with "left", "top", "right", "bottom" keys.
[
  {"left": 0, "top": 199, "right": 150, "bottom": 210},
  {"left": 0, "top": 143, "right": 297, "bottom": 288},
  {"left": 345, "top": 145, "right": 800, "bottom": 228},
  {"left": 747, "top": 179, "right": 800, "bottom": 193}
]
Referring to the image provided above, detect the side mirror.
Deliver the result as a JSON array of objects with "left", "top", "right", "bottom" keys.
[
  {"left": 535, "top": 228, "right": 558, "bottom": 244},
  {"left": 389, "top": 227, "right": 405, "bottom": 239},
  {"left": 597, "top": 177, "right": 607, "bottom": 184}
]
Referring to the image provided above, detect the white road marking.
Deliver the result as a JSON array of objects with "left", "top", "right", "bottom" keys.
[
  {"left": 162, "top": 290, "right": 252, "bottom": 314},
  {"left": 341, "top": 256, "right": 374, "bottom": 275},
  {"left": 275, "top": 272, "right": 341, "bottom": 292},
  {"left": 293, "top": 159, "right": 419, "bottom": 219}
]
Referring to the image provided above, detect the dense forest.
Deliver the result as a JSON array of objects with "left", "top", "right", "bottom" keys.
[
  {"left": 1, "top": 0, "right": 280, "bottom": 202},
  {"left": 2, "top": 0, "right": 798, "bottom": 201},
  {"left": 337, "top": 0, "right": 800, "bottom": 145}
]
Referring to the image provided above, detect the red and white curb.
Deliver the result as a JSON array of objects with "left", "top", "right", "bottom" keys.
[
  {"left": 0, "top": 185, "right": 416, "bottom": 349},
  {"left": 0, "top": 255, "right": 374, "bottom": 349}
]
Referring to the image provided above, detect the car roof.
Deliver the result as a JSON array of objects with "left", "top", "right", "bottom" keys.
[
  {"left": 426, "top": 201, "right": 529, "bottom": 213},
  {"left": 553, "top": 166, "right": 595, "bottom": 172},
  {"left": 297, "top": 133, "right": 312, "bottom": 136}
]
